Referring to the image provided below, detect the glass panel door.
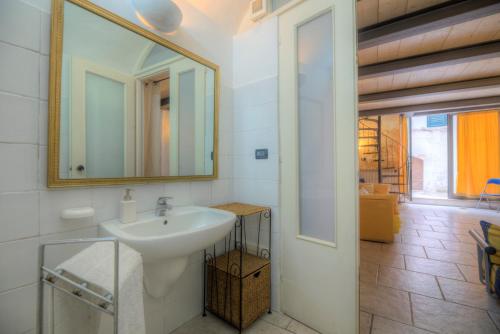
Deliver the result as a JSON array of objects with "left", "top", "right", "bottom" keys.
[
  {"left": 85, "top": 72, "right": 125, "bottom": 178},
  {"left": 297, "top": 11, "right": 335, "bottom": 243}
]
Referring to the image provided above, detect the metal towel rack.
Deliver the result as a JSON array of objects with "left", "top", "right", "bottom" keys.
[{"left": 38, "top": 237, "right": 119, "bottom": 334}]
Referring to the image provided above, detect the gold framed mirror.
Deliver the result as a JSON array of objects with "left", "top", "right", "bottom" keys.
[{"left": 48, "top": 0, "right": 219, "bottom": 187}]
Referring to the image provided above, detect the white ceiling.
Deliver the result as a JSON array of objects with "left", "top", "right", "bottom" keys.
[
  {"left": 64, "top": 1, "right": 151, "bottom": 74},
  {"left": 176, "top": 0, "right": 250, "bottom": 34}
]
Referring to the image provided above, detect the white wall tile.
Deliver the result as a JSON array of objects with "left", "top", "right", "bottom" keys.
[
  {"left": 233, "top": 154, "right": 279, "bottom": 181},
  {"left": 132, "top": 184, "right": 167, "bottom": 213},
  {"left": 234, "top": 101, "right": 278, "bottom": 132},
  {"left": 233, "top": 17, "right": 278, "bottom": 87},
  {"left": 0, "top": 144, "right": 38, "bottom": 192},
  {"left": 20, "top": 0, "right": 51, "bottom": 13},
  {"left": 211, "top": 179, "right": 233, "bottom": 204},
  {"left": 0, "top": 237, "right": 39, "bottom": 292},
  {"left": 189, "top": 181, "right": 212, "bottom": 206},
  {"left": 233, "top": 127, "right": 278, "bottom": 157},
  {"left": 40, "top": 12, "right": 50, "bottom": 55},
  {"left": 233, "top": 77, "right": 278, "bottom": 110},
  {"left": 38, "top": 145, "right": 47, "bottom": 189},
  {"left": 39, "top": 55, "right": 49, "bottom": 101},
  {"left": 39, "top": 189, "right": 93, "bottom": 235},
  {"left": 234, "top": 179, "right": 279, "bottom": 206},
  {"left": 0, "top": 284, "right": 38, "bottom": 334},
  {"left": 91, "top": 187, "right": 124, "bottom": 223},
  {"left": 0, "top": 192, "right": 39, "bottom": 242},
  {"left": 39, "top": 226, "right": 98, "bottom": 268},
  {"left": 0, "top": 42, "right": 39, "bottom": 98},
  {"left": 163, "top": 182, "right": 191, "bottom": 206},
  {"left": 217, "top": 154, "right": 233, "bottom": 180},
  {"left": 0, "top": 92, "right": 38, "bottom": 144},
  {"left": 218, "top": 130, "right": 234, "bottom": 156},
  {"left": 38, "top": 101, "right": 48, "bottom": 145},
  {"left": 0, "top": 0, "right": 41, "bottom": 51}
]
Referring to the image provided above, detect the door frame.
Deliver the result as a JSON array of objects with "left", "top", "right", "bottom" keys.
[{"left": 70, "top": 57, "right": 135, "bottom": 177}]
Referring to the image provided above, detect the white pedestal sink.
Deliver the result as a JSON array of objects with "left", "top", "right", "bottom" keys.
[{"left": 99, "top": 206, "right": 236, "bottom": 298}]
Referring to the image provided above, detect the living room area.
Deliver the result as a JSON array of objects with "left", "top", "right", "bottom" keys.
[{"left": 356, "top": 0, "right": 500, "bottom": 331}]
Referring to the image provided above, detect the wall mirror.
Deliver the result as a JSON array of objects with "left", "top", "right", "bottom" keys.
[{"left": 48, "top": 0, "right": 219, "bottom": 187}]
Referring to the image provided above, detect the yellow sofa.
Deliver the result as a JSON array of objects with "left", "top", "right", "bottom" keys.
[{"left": 359, "top": 183, "right": 400, "bottom": 243}]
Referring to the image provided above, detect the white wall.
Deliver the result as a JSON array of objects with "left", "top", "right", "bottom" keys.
[
  {"left": 0, "top": 0, "right": 234, "bottom": 333},
  {"left": 232, "top": 17, "right": 281, "bottom": 309}
]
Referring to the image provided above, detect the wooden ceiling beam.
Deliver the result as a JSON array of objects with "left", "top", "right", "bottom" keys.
[
  {"left": 359, "top": 96, "right": 500, "bottom": 116},
  {"left": 358, "top": 41, "right": 500, "bottom": 79},
  {"left": 358, "top": 0, "right": 500, "bottom": 50},
  {"left": 359, "top": 77, "right": 500, "bottom": 103}
]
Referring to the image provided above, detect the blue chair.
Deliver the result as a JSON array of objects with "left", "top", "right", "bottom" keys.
[{"left": 476, "top": 178, "right": 500, "bottom": 211}]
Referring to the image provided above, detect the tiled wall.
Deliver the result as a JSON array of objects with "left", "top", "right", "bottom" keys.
[
  {"left": 232, "top": 17, "right": 281, "bottom": 309},
  {"left": 0, "top": 0, "right": 234, "bottom": 333}
]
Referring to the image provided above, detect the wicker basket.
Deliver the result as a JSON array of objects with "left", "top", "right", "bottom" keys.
[{"left": 207, "top": 250, "right": 270, "bottom": 329}]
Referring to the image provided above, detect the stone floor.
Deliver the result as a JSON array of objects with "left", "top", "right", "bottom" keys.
[
  {"left": 360, "top": 203, "right": 500, "bottom": 334},
  {"left": 174, "top": 204, "right": 500, "bottom": 334},
  {"left": 172, "top": 312, "right": 319, "bottom": 334}
]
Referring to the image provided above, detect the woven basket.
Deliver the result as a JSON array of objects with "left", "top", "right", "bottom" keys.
[{"left": 207, "top": 250, "right": 270, "bottom": 329}]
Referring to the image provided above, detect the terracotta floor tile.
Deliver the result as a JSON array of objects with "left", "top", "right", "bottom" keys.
[
  {"left": 441, "top": 240, "right": 477, "bottom": 254},
  {"left": 360, "top": 261, "right": 379, "bottom": 284},
  {"left": 402, "top": 223, "right": 434, "bottom": 232},
  {"left": 418, "top": 231, "right": 459, "bottom": 241},
  {"left": 458, "top": 264, "right": 482, "bottom": 285},
  {"left": 246, "top": 320, "right": 294, "bottom": 334},
  {"left": 360, "top": 312, "right": 372, "bottom": 334},
  {"left": 381, "top": 243, "right": 427, "bottom": 258},
  {"left": 171, "top": 314, "right": 237, "bottom": 334},
  {"left": 361, "top": 249, "right": 405, "bottom": 269},
  {"left": 411, "top": 294, "right": 498, "bottom": 334},
  {"left": 360, "top": 240, "right": 383, "bottom": 252},
  {"left": 402, "top": 235, "right": 444, "bottom": 248},
  {"left": 438, "top": 277, "right": 500, "bottom": 312},
  {"left": 424, "top": 247, "right": 477, "bottom": 266},
  {"left": 360, "top": 282, "right": 412, "bottom": 325},
  {"left": 454, "top": 233, "right": 476, "bottom": 244},
  {"left": 378, "top": 266, "right": 442, "bottom": 299},
  {"left": 371, "top": 316, "right": 434, "bottom": 334},
  {"left": 286, "top": 319, "right": 320, "bottom": 334},
  {"left": 262, "top": 311, "right": 293, "bottom": 329},
  {"left": 405, "top": 256, "right": 464, "bottom": 280}
]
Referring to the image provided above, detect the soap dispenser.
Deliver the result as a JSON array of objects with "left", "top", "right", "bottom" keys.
[{"left": 120, "top": 188, "right": 136, "bottom": 224}]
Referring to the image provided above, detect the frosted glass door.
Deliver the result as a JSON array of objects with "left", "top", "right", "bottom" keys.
[
  {"left": 279, "top": 0, "right": 358, "bottom": 332},
  {"left": 297, "top": 12, "right": 335, "bottom": 243},
  {"left": 178, "top": 70, "right": 196, "bottom": 176},
  {"left": 85, "top": 72, "right": 125, "bottom": 178}
]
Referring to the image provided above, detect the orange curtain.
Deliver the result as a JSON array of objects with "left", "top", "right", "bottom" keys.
[{"left": 456, "top": 111, "right": 500, "bottom": 197}]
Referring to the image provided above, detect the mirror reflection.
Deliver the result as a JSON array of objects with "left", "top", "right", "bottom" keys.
[{"left": 59, "top": 1, "right": 216, "bottom": 179}]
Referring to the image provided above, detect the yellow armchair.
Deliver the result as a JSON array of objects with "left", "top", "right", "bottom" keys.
[{"left": 359, "top": 192, "right": 400, "bottom": 243}]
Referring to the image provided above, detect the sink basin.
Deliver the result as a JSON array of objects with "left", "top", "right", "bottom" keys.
[{"left": 100, "top": 206, "right": 236, "bottom": 298}]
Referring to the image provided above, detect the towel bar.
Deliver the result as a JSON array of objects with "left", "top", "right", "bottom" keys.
[{"left": 38, "top": 237, "right": 119, "bottom": 334}]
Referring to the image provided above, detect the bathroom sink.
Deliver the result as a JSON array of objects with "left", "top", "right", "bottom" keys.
[{"left": 100, "top": 206, "right": 236, "bottom": 298}]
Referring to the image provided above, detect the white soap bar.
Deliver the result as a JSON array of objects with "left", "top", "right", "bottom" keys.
[{"left": 61, "top": 207, "right": 95, "bottom": 220}]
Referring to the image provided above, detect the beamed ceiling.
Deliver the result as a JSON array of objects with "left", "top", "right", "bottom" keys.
[{"left": 356, "top": 0, "right": 500, "bottom": 116}]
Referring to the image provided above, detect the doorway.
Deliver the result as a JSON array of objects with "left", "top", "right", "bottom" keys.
[{"left": 410, "top": 114, "right": 449, "bottom": 200}]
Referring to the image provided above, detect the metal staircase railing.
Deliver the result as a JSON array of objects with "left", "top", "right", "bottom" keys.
[{"left": 359, "top": 116, "right": 410, "bottom": 202}]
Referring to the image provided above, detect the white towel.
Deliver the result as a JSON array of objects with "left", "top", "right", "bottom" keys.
[{"left": 54, "top": 241, "right": 145, "bottom": 334}]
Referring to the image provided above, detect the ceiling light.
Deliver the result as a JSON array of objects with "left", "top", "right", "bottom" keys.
[{"left": 131, "top": 0, "right": 183, "bottom": 33}]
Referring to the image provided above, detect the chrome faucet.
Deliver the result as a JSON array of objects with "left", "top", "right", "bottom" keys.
[{"left": 156, "top": 196, "right": 173, "bottom": 216}]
